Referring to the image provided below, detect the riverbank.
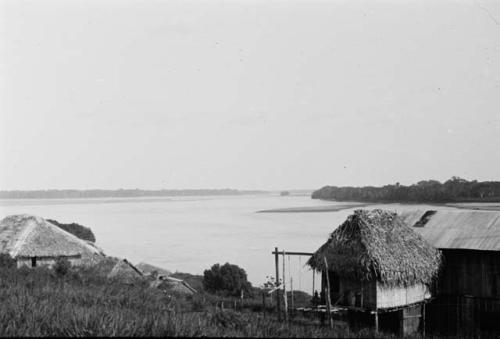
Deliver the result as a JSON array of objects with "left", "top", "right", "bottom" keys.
[{"left": 445, "top": 202, "right": 500, "bottom": 211}]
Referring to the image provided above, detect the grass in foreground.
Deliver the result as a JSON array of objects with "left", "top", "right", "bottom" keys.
[{"left": 0, "top": 264, "right": 401, "bottom": 337}]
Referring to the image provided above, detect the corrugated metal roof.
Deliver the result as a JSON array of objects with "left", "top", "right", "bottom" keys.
[{"left": 400, "top": 210, "right": 500, "bottom": 251}]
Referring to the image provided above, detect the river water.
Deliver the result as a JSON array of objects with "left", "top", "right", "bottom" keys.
[{"left": 0, "top": 194, "right": 458, "bottom": 293}]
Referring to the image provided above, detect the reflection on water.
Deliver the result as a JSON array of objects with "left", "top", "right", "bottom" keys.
[{"left": 0, "top": 195, "right": 459, "bottom": 293}]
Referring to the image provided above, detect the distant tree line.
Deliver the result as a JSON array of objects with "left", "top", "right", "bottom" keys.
[
  {"left": 0, "top": 189, "right": 266, "bottom": 199},
  {"left": 312, "top": 177, "right": 500, "bottom": 203}
]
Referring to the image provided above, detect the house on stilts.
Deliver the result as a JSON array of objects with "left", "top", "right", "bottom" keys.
[
  {"left": 401, "top": 209, "right": 500, "bottom": 335},
  {"left": 307, "top": 209, "right": 442, "bottom": 336}
]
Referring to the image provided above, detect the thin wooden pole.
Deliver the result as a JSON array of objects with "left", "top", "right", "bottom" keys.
[
  {"left": 374, "top": 311, "right": 379, "bottom": 333},
  {"left": 422, "top": 302, "right": 426, "bottom": 338},
  {"left": 312, "top": 270, "right": 315, "bottom": 296},
  {"left": 283, "top": 251, "right": 289, "bottom": 322},
  {"left": 289, "top": 254, "right": 294, "bottom": 312},
  {"left": 262, "top": 292, "right": 266, "bottom": 319},
  {"left": 274, "top": 247, "right": 281, "bottom": 321},
  {"left": 323, "top": 257, "right": 333, "bottom": 329}
]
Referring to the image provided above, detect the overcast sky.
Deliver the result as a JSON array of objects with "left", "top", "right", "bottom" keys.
[{"left": 0, "top": 0, "right": 499, "bottom": 191}]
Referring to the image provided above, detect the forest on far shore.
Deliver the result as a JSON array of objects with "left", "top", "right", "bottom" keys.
[
  {"left": 0, "top": 189, "right": 266, "bottom": 199},
  {"left": 312, "top": 177, "right": 500, "bottom": 203}
]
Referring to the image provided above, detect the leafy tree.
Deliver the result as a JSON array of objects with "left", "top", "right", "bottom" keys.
[
  {"left": 203, "top": 263, "right": 252, "bottom": 296},
  {"left": 47, "top": 219, "right": 96, "bottom": 243}
]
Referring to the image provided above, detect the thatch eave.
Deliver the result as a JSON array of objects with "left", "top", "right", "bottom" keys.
[{"left": 307, "top": 209, "right": 442, "bottom": 287}]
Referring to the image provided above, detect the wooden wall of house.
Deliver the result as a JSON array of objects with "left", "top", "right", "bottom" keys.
[
  {"left": 376, "top": 283, "right": 430, "bottom": 309},
  {"left": 426, "top": 249, "right": 500, "bottom": 335},
  {"left": 379, "top": 303, "right": 424, "bottom": 336},
  {"left": 16, "top": 255, "right": 82, "bottom": 268},
  {"left": 321, "top": 270, "right": 430, "bottom": 311},
  {"left": 427, "top": 295, "right": 500, "bottom": 335},
  {"left": 321, "top": 271, "right": 377, "bottom": 309},
  {"left": 437, "top": 249, "right": 500, "bottom": 298}
]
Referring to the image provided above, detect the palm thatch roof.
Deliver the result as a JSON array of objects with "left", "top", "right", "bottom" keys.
[
  {"left": 307, "top": 209, "right": 442, "bottom": 286},
  {"left": 150, "top": 276, "right": 198, "bottom": 295},
  {"left": 136, "top": 262, "right": 172, "bottom": 277},
  {"left": 0, "top": 214, "right": 103, "bottom": 261},
  {"left": 107, "top": 259, "right": 144, "bottom": 283}
]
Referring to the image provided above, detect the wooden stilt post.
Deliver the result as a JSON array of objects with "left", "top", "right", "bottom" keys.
[
  {"left": 422, "top": 302, "right": 426, "bottom": 338},
  {"left": 374, "top": 311, "right": 379, "bottom": 333},
  {"left": 262, "top": 292, "right": 266, "bottom": 319},
  {"left": 274, "top": 247, "right": 281, "bottom": 321},
  {"left": 323, "top": 257, "right": 333, "bottom": 329},
  {"left": 283, "top": 251, "right": 288, "bottom": 323},
  {"left": 289, "top": 255, "right": 294, "bottom": 314},
  {"left": 312, "top": 270, "right": 315, "bottom": 296}
]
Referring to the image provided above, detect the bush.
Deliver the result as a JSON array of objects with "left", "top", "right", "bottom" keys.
[
  {"left": 0, "top": 253, "right": 16, "bottom": 269},
  {"left": 53, "top": 257, "right": 71, "bottom": 276},
  {"left": 211, "top": 309, "right": 245, "bottom": 330},
  {"left": 203, "top": 263, "right": 252, "bottom": 297},
  {"left": 46, "top": 219, "right": 96, "bottom": 243}
]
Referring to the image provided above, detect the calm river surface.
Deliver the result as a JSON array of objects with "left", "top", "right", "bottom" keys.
[{"left": 0, "top": 195, "right": 458, "bottom": 293}]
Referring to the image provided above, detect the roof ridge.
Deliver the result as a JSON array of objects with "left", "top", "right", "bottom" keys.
[{"left": 10, "top": 218, "right": 36, "bottom": 257}]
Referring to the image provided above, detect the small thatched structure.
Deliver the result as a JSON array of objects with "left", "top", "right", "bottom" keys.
[
  {"left": 107, "top": 259, "right": 144, "bottom": 283},
  {"left": 136, "top": 262, "right": 197, "bottom": 295},
  {"left": 308, "top": 209, "right": 442, "bottom": 336},
  {"left": 0, "top": 214, "right": 104, "bottom": 268},
  {"left": 150, "top": 275, "right": 197, "bottom": 295},
  {"left": 308, "top": 209, "right": 441, "bottom": 287},
  {"left": 136, "top": 262, "right": 172, "bottom": 277}
]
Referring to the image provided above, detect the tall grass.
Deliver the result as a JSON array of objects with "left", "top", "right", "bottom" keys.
[{"left": 0, "top": 266, "right": 395, "bottom": 337}]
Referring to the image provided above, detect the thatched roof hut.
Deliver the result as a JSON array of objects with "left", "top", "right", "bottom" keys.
[
  {"left": 136, "top": 262, "right": 172, "bottom": 277},
  {"left": 0, "top": 214, "right": 103, "bottom": 267},
  {"left": 107, "top": 259, "right": 144, "bottom": 283},
  {"left": 307, "top": 209, "right": 442, "bottom": 287},
  {"left": 150, "top": 275, "right": 198, "bottom": 295}
]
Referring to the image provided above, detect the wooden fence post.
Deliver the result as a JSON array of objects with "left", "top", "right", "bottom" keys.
[
  {"left": 262, "top": 292, "right": 266, "bottom": 319},
  {"left": 323, "top": 256, "right": 333, "bottom": 329},
  {"left": 283, "top": 251, "right": 289, "bottom": 323},
  {"left": 275, "top": 247, "right": 281, "bottom": 321},
  {"left": 422, "top": 302, "right": 426, "bottom": 338}
]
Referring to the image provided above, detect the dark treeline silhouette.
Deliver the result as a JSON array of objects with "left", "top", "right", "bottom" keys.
[
  {"left": 46, "top": 219, "right": 96, "bottom": 243},
  {"left": 312, "top": 177, "right": 500, "bottom": 203},
  {"left": 0, "top": 189, "right": 266, "bottom": 199}
]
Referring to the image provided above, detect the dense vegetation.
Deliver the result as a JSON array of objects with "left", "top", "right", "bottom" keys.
[
  {"left": 47, "top": 219, "right": 96, "bottom": 243},
  {"left": 312, "top": 177, "right": 500, "bottom": 203},
  {"left": 0, "top": 256, "right": 387, "bottom": 337},
  {"left": 203, "top": 263, "right": 252, "bottom": 296},
  {"left": 0, "top": 189, "right": 266, "bottom": 199}
]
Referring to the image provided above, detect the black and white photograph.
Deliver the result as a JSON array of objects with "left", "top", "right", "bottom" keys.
[{"left": 0, "top": 0, "right": 499, "bottom": 337}]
